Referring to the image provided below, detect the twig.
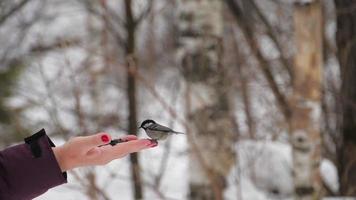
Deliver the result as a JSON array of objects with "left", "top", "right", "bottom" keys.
[
  {"left": 225, "top": 0, "right": 292, "bottom": 121},
  {"left": 135, "top": 0, "right": 155, "bottom": 26},
  {"left": 0, "top": 0, "right": 31, "bottom": 26},
  {"left": 250, "top": 0, "right": 293, "bottom": 83},
  {"left": 154, "top": 83, "right": 179, "bottom": 187}
]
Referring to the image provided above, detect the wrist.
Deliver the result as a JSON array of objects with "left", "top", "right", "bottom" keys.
[{"left": 52, "top": 146, "right": 70, "bottom": 172}]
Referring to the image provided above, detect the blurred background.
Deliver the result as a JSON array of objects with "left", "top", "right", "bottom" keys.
[{"left": 0, "top": 0, "right": 355, "bottom": 199}]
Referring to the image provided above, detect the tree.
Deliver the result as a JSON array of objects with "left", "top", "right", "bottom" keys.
[
  {"left": 124, "top": 0, "right": 143, "bottom": 199},
  {"left": 290, "top": 1, "right": 323, "bottom": 199},
  {"left": 177, "top": 0, "right": 236, "bottom": 199},
  {"left": 225, "top": 0, "right": 324, "bottom": 198},
  {"left": 334, "top": 0, "right": 356, "bottom": 196}
]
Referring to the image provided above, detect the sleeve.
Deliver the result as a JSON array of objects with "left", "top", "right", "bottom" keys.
[{"left": 0, "top": 129, "right": 67, "bottom": 200}]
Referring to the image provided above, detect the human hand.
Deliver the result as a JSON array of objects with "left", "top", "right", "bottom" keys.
[{"left": 52, "top": 133, "right": 157, "bottom": 172}]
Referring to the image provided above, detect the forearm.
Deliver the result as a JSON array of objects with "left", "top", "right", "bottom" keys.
[{"left": 0, "top": 129, "right": 67, "bottom": 200}]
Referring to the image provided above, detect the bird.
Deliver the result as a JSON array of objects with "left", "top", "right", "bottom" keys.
[{"left": 139, "top": 119, "right": 184, "bottom": 141}]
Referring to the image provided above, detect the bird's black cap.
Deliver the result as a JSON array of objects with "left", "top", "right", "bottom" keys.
[{"left": 139, "top": 119, "right": 156, "bottom": 129}]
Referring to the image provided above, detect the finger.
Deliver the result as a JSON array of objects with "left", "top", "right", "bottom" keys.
[
  {"left": 75, "top": 133, "right": 111, "bottom": 151},
  {"left": 124, "top": 139, "right": 157, "bottom": 153},
  {"left": 103, "top": 139, "right": 157, "bottom": 159},
  {"left": 120, "top": 135, "right": 138, "bottom": 142}
]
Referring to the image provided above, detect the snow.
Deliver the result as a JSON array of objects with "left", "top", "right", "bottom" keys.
[
  {"left": 321, "top": 159, "right": 339, "bottom": 194},
  {"left": 34, "top": 137, "right": 343, "bottom": 200},
  {"left": 231, "top": 140, "right": 293, "bottom": 198},
  {"left": 228, "top": 140, "right": 340, "bottom": 199}
]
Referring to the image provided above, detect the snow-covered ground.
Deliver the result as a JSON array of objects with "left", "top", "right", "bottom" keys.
[{"left": 35, "top": 138, "right": 344, "bottom": 200}]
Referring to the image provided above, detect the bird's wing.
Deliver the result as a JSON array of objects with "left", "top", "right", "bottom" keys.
[
  {"left": 149, "top": 124, "right": 174, "bottom": 132},
  {"left": 149, "top": 124, "right": 184, "bottom": 134},
  {"left": 172, "top": 131, "right": 184, "bottom": 134}
]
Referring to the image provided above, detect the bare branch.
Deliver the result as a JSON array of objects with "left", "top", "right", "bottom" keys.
[
  {"left": 0, "top": 0, "right": 31, "bottom": 26},
  {"left": 30, "top": 37, "right": 81, "bottom": 53},
  {"left": 84, "top": 2, "right": 126, "bottom": 48},
  {"left": 225, "top": 0, "right": 292, "bottom": 120},
  {"left": 250, "top": 0, "right": 293, "bottom": 83},
  {"left": 135, "top": 0, "right": 155, "bottom": 25}
]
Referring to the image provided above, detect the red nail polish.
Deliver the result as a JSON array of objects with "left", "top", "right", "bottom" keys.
[
  {"left": 149, "top": 143, "right": 158, "bottom": 148},
  {"left": 101, "top": 135, "right": 109, "bottom": 143}
]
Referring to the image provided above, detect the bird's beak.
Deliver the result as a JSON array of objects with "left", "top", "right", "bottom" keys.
[{"left": 139, "top": 126, "right": 142, "bottom": 129}]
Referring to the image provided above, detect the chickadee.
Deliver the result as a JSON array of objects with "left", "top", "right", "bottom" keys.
[{"left": 139, "top": 119, "right": 184, "bottom": 141}]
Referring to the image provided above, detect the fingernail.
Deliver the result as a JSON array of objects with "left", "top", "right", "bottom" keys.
[
  {"left": 147, "top": 141, "right": 158, "bottom": 148},
  {"left": 144, "top": 140, "right": 157, "bottom": 147},
  {"left": 144, "top": 140, "right": 153, "bottom": 147},
  {"left": 149, "top": 143, "right": 158, "bottom": 148},
  {"left": 101, "top": 135, "right": 110, "bottom": 143}
]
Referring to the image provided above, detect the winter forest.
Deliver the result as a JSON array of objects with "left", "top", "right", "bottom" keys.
[{"left": 0, "top": 0, "right": 355, "bottom": 199}]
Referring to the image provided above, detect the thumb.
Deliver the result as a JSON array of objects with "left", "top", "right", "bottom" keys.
[{"left": 75, "top": 133, "right": 111, "bottom": 151}]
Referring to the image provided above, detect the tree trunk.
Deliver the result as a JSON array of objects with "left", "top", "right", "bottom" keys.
[
  {"left": 124, "top": 0, "right": 143, "bottom": 199},
  {"left": 86, "top": 171, "right": 99, "bottom": 200},
  {"left": 238, "top": 64, "right": 255, "bottom": 139},
  {"left": 177, "top": 0, "right": 236, "bottom": 199},
  {"left": 291, "top": 1, "right": 323, "bottom": 199},
  {"left": 334, "top": 0, "right": 356, "bottom": 196}
]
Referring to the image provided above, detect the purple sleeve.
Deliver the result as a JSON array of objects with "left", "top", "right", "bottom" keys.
[{"left": 0, "top": 129, "right": 67, "bottom": 200}]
